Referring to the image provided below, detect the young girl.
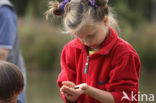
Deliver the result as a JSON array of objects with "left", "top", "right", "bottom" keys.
[
  {"left": 46, "top": 0, "right": 141, "bottom": 103},
  {"left": 0, "top": 61, "right": 24, "bottom": 103}
]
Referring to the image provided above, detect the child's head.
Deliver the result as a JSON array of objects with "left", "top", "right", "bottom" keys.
[
  {"left": 46, "top": 0, "right": 118, "bottom": 49},
  {"left": 0, "top": 61, "right": 24, "bottom": 103}
]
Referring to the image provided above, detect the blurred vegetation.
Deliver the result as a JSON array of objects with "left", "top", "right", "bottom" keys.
[
  {"left": 13, "top": 0, "right": 156, "bottom": 70},
  {"left": 9, "top": 0, "right": 156, "bottom": 102},
  {"left": 18, "top": 18, "right": 71, "bottom": 71},
  {"left": 18, "top": 18, "right": 156, "bottom": 71}
]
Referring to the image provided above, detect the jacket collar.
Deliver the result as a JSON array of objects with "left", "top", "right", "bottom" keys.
[{"left": 70, "top": 27, "right": 118, "bottom": 55}]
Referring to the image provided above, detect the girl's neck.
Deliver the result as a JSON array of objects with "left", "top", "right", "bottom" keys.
[{"left": 88, "top": 47, "right": 99, "bottom": 51}]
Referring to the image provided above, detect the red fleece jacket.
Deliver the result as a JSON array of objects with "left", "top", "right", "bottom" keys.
[{"left": 57, "top": 27, "right": 141, "bottom": 103}]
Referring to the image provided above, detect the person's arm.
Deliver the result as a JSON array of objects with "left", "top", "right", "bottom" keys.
[
  {"left": 105, "top": 52, "right": 141, "bottom": 103},
  {"left": 84, "top": 85, "right": 115, "bottom": 103},
  {"left": 0, "top": 7, "right": 16, "bottom": 61},
  {"left": 0, "top": 48, "right": 9, "bottom": 60},
  {"left": 58, "top": 44, "right": 76, "bottom": 103}
]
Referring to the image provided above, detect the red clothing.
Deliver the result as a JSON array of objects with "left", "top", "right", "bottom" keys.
[{"left": 57, "top": 27, "right": 141, "bottom": 103}]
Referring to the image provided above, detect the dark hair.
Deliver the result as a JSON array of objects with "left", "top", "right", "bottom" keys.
[
  {"left": 46, "top": 0, "right": 119, "bottom": 33},
  {"left": 0, "top": 61, "right": 24, "bottom": 101}
]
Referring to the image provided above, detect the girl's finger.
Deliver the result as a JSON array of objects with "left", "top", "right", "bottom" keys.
[
  {"left": 64, "top": 85, "right": 83, "bottom": 96},
  {"left": 60, "top": 87, "right": 65, "bottom": 95},
  {"left": 60, "top": 85, "right": 65, "bottom": 92},
  {"left": 61, "top": 89, "right": 73, "bottom": 97},
  {"left": 64, "top": 92, "right": 73, "bottom": 102},
  {"left": 63, "top": 86, "right": 75, "bottom": 95},
  {"left": 63, "top": 92, "right": 71, "bottom": 97},
  {"left": 60, "top": 85, "right": 68, "bottom": 93},
  {"left": 79, "top": 83, "right": 88, "bottom": 90},
  {"left": 62, "top": 81, "right": 75, "bottom": 87}
]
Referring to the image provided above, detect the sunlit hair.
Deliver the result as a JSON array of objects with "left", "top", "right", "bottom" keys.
[{"left": 46, "top": 0, "right": 119, "bottom": 34}]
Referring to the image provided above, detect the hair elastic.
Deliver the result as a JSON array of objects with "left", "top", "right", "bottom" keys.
[
  {"left": 89, "top": 0, "right": 98, "bottom": 7},
  {"left": 60, "top": 0, "right": 69, "bottom": 12}
]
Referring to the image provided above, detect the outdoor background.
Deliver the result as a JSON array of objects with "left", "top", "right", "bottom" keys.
[{"left": 10, "top": 0, "right": 156, "bottom": 103}]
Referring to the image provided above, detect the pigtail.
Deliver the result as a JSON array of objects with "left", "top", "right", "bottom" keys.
[
  {"left": 45, "top": 0, "right": 119, "bottom": 34},
  {"left": 94, "top": 0, "right": 120, "bottom": 33},
  {"left": 95, "top": 0, "right": 109, "bottom": 14},
  {"left": 94, "top": 0, "right": 107, "bottom": 7},
  {"left": 45, "top": 1, "right": 64, "bottom": 20}
]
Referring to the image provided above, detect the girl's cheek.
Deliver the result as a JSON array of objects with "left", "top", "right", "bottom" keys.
[
  {"left": 80, "top": 38, "right": 96, "bottom": 47},
  {"left": 80, "top": 39, "right": 89, "bottom": 46},
  {"left": 80, "top": 40, "right": 86, "bottom": 45}
]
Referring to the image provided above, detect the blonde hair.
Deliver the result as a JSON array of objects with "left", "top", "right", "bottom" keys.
[{"left": 46, "top": 0, "right": 119, "bottom": 34}]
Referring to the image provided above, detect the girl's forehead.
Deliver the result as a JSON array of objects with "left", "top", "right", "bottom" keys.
[
  {"left": 75, "top": 24, "right": 97, "bottom": 35},
  {"left": 68, "top": 18, "right": 104, "bottom": 35}
]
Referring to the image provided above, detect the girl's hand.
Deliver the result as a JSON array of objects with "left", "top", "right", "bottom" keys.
[{"left": 60, "top": 81, "right": 88, "bottom": 102}]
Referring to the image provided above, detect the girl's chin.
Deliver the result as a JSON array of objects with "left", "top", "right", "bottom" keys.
[
  {"left": 87, "top": 45, "right": 99, "bottom": 49},
  {"left": 84, "top": 42, "right": 100, "bottom": 49}
]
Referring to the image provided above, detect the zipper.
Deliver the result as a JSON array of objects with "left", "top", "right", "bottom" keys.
[{"left": 84, "top": 55, "right": 89, "bottom": 74}]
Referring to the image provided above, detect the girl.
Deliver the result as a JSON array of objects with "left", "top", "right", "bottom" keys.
[
  {"left": 46, "top": 0, "right": 141, "bottom": 103},
  {"left": 0, "top": 61, "right": 24, "bottom": 103}
]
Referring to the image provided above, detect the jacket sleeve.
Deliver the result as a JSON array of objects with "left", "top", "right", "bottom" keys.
[
  {"left": 105, "top": 52, "right": 141, "bottom": 103},
  {"left": 57, "top": 44, "right": 76, "bottom": 103}
]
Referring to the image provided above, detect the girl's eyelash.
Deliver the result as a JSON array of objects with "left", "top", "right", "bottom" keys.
[{"left": 88, "top": 33, "right": 96, "bottom": 37}]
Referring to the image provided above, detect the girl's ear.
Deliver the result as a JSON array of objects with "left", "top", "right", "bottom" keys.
[{"left": 104, "top": 16, "right": 108, "bottom": 26}]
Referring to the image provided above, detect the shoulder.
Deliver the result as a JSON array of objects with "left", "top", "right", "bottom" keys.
[
  {"left": 62, "top": 40, "right": 76, "bottom": 56},
  {"left": 61, "top": 38, "right": 82, "bottom": 60},
  {"left": 110, "top": 37, "right": 141, "bottom": 65},
  {"left": 63, "top": 38, "right": 79, "bottom": 51},
  {"left": 110, "top": 37, "right": 141, "bottom": 68},
  {"left": 0, "top": 6, "right": 15, "bottom": 18},
  {"left": 113, "top": 37, "right": 138, "bottom": 56}
]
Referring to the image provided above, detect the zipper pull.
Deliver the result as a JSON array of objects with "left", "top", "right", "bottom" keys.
[{"left": 84, "top": 56, "right": 89, "bottom": 74}]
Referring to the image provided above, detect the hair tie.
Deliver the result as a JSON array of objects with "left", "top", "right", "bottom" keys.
[
  {"left": 60, "top": 0, "right": 69, "bottom": 12},
  {"left": 89, "top": 0, "right": 98, "bottom": 7}
]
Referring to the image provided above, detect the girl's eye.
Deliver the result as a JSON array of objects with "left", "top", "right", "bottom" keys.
[{"left": 87, "top": 33, "right": 96, "bottom": 38}]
